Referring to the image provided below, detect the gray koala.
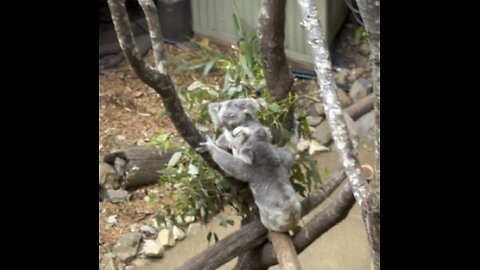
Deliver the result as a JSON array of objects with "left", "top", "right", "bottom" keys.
[
  {"left": 208, "top": 98, "right": 272, "bottom": 164},
  {"left": 200, "top": 99, "right": 301, "bottom": 232}
]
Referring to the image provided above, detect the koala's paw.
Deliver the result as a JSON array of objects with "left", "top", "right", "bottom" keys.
[
  {"left": 232, "top": 126, "right": 246, "bottom": 137},
  {"left": 196, "top": 135, "right": 214, "bottom": 153}
]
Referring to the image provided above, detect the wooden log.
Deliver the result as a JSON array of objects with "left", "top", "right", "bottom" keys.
[{"left": 103, "top": 145, "right": 175, "bottom": 189}]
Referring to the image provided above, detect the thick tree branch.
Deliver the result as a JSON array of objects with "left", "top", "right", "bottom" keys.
[
  {"left": 355, "top": 1, "right": 380, "bottom": 269},
  {"left": 176, "top": 170, "right": 346, "bottom": 270},
  {"left": 296, "top": 0, "right": 369, "bottom": 207}
]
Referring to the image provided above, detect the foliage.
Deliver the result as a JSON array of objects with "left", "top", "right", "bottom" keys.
[{"left": 148, "top": 7, "right": 323, "bottom": 234}]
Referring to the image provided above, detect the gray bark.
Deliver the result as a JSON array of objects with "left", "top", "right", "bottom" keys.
[
  {"left": 355, "top": 1, "right": 380, "bottom": 269},
  {"left": 295, "top": 0, "right": 369, "bottom": 208}
]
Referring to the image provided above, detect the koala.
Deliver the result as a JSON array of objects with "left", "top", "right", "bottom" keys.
[
  {"left": 208, "top": 98, "right": 272, "bottom": 163},
  {"left": 199, "top": 99, "right": 301, "bottom": 232}
]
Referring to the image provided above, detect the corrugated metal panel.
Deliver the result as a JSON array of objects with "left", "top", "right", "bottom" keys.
[{"left": 191, "top": 0, "right": 348, "bottom": 65}]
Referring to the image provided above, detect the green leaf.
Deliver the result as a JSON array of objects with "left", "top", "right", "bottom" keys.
[
  {"left": 239, "top": 55, "right": 254, "bottom": 79},
  {"left": 308, "top": 159, "right": 322, "bottom": 183},
  {"left": 268, "top": 103, "right": 280, "bottom": 113},
  {"left": 168, "top": 152, "right": 183, "bottom": 167},
  {"left": 232, "top": 4, "right": 245, "bottom": 39},
  {"left": 157, "top": 169, "right": 176, "bottom": 175},
  {"left": 202, "top": 56, "right": 219, "bottom": 77},
  {"left": 213, "top": 232, "right": 219, "bottom": 243},
  {"left": 226, "top": 219, "right": 234, "bottom": 226},
  {"left": 188, "top": 164, "right": 199, "bottom": 176}
]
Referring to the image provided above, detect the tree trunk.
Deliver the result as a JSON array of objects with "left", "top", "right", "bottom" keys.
[{"left": 355, "top": 1, "right": 380, "bottom": 269}]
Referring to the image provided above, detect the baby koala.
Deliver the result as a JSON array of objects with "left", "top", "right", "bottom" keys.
[{"left": 200, "top": 98, "right": 301, "bottom": 232}]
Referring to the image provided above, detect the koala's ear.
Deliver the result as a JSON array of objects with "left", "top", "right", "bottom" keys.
[
  {"left": 244, "top": 98, "right": 260, "bottom": 113},
  {"left": 208, "top": 102, "right": 223, "bottom": 130}
]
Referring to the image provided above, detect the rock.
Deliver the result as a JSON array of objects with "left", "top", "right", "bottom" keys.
[
  {"left": 333, "top": 68, "right": 350, "bottom": 86},
  {"left": 139, "top": 225, "right": 157, "bottom": 238},
  {"left": 354, "top": 110, "right": 375, "bottom": 141},
  {"left": 112, "top": 232, "right": 142, "bottom": 263},
  {"left": 355, "top": 54, "right": 368, "bottom": 67},
  {"left": 349, "top": 78, "right": 373, "bottom": 102},
  {"left": 347, "top": 67, "right": 366, "bottom": 83},
  {"left": 124, "top": 266, "right": 136, "bottom": 270},
  {"left": 107, "top": 215, "right": 117, "bottom": 225},
  {"left": 297, "top": 138, "right": 311, "bottom": 152},
  {"left": 306, "top": 116, "right": 323, "bottom": 127},
  {"left": 309, "top": 140, "right": 330, "bottom": 155},
  {"left": 312, "top": 121, "right": 332, "bottom": 145},
  {"left": 106, "top": 189, "right": 128, "bottom": 204},
  {"left": 187, "top": 222, "right": 202, "bottom": 236},
  {"left": 336, "top": 88, "right": 352, "bottom": 108},
  {"left": 142, "top": 240, "right": 164, "bottom": 258},
  {"left": 115, "top": 135, "right": 127, "bottom": 146},
  {"left": 185, "top": 216, "right": 196, "bottom": 224},
  {"left": 99, "top": 253, "right": 116, "bottom": 270},
  {"left": 156, "top": 228, "right": 175, "bottom": 248},
  {"left": 99, "top": 162, "right": 116, "bottom": 187},
  {"left": 136, "top": 139, "right": 145, "bottom": 146},
  {"left": 359, "top": 42, "right": 370, "bottom": 55},
  {"left": 314, "top": 103, "right": 325, "bottom": 116},
  {"left": 172, "top": 226, "right": 186, "bottom": 241}
]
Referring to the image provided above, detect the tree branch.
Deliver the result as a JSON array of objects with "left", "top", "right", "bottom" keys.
[
  {"left": 137, "top": 0, "right": 167, "bottom": 74},
  {"left": 175, "top": 170, "right": 346, "bottom": 270},
  {"left": 295, "top": 0, "right": 369, "bottom": 207},
  {"left": 258, "top": 0, "right": 295, "bottom": 143},
  {"left": 355, "top": 1, "right": 380, "bottom": 269}
]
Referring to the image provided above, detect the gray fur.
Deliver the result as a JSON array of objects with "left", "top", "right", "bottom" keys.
[{"left": 199, "top": 98, "right": 301, "bottom": 232}]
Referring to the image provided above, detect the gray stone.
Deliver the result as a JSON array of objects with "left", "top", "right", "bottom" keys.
[
  {"left": 306, "top": 116, "right": 323, "bottom": 127},
  {"left": 172, "top": 226, "right": 186, "bottom": 241},
  {"left": 99, "top": 162, "right": 116, "bottom": 187},
  {"left": 349, "top": 78, "right": 373, "bottom": 102},
  {"left": 297, "top": 138, "right": 311, "bottom": 152},
  {"left": 186, "top": 222, "right": 202, "bottom": 236},
  {"left": 354, "top": 110, "right": 375, "bottom": 142},
  {"left": 107, "top": 215, "right": 117, "bottom": 225},
  {"left": 337, "top": 88, "right": 353, "bottom": 108},
  {"left": 314, "top": 103, "right": 325, "bottom": 116},
  {"left": 99, "top": 253, "right": 116, "bottom": 270},
  {"left": 139, "top": 225, "right": 157, "bottom": 238},
  {"left": 309, "top": 140, "right": 329, "bottom": 155},
  {"left": 112, "top": 232, "right": 142, "bottom": 263},
  {"left": 156, "top": 228, "right": 175, "bottom": 248},
  {"left": 347, "top": 67, "right": 366, "bottom": 83},
  {"left": 312, "top": 121, "right": 332, "bottom": 145},
  {"left": 142, "top": 240, "right": 164, "bottom": 258},
  {"left": 106, "top": 189, "right": 128, "bottom": 204},
  {"left": 115, "top": 134, "right": 127, "bottom": 146},
  {"left": 333, "top": 68, "right": 350, "bottom": 86}
]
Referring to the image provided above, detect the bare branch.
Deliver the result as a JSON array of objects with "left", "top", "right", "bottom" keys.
[
  {"left": 137, "top": 0, "right": 168, "bottom": 74},
  {"left": 295, "top": 0, "right": 369, "bottom": 207},
  {"left": 176, "top": 170, "right": 345, "bottom": 270}
]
